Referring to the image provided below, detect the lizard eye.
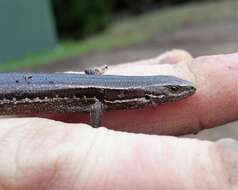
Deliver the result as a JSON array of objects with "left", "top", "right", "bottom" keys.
[
  {"left": 170, "top": 86, "right": 179, "bottom": 92},
  {"left": 145, "top": 94, "right": 151, "bottom": 100}
]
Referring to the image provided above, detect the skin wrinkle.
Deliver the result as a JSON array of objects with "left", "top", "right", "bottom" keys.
[
  {"left": 110, "top": 132, "right": 136, "bottom": 189},
  {"left": 214, "top": 56, "right": 237, "bottom": 124},
  {"left": 191, "top": 153, "right": 213, "bottom": 189},
  {"left": 134, "top": 135, "right": 180, "bottom": 189},
  {"left": 70, "top": 127, "right": 110, "bottom": 190},
  {"left": 59, "top": 131, "right": 83, "bottom": 190},
  {"left": 94, "top": 128, "right": 118, "bottom": 190},
  {"left": 188, "top": 56, "right": 230, "bottom": 131},
  {"left": 45, "top": 125, "right": 98, "bottom": 190},
  {"left": 226, "top": 60, "right": 238, "bottom": 120},
  {"left": 87, "top": 127, "right": 119, "bottom": 190},
  {"left": 62, "top": 128, "right": 109, "bottom": 189},
  {"left": 17, "top": 120, "right": 52, "bottom": 169},
  {"left": 213, "top": 139, "right": 238, "bottom": 188},
  {"left": 17, "top": 122, "right": 74, "bottom": 189},
  {"left": 194, "top": 142, "right": 228, "bottom": 189},
  {"left": 79, "top": 128, "right": 102, "bottom": 189},
  {"left": 183, "top": 60, "right": 197, "bottom": 84},
  {"left": 106, "top": 132, "right": 146, "bottom": 190},
  {"left": 15, "top": 132, "right": 27, "bottom": 186},
  {"left": 191, "top": 53, "right": 238, "bottom": 132},
  {"left": 14, "top": 122, "right": 59, "bottom": 189},
  {"left": 28, "top": 123, "right": 76, "bottom": 190},
  {"left": 191, "top": 94, "right": 210, "bottom": 133},
  {"left": 42, "top": 158, "right": 60, "bottom": 190},
  {"left": 180, "top": 139, "right": 213, "bottom": 189},
  {"left": 2, "top": 123, "right": 104, "bottom": 189},
  {"left": 186, "top": 139, "right": 225, "bottom": 189},
  {"left": 111, "top": 135, "right": 219, "bottom": 189},
  {"left": 101, "top": 129, "right": 124, "bottom": 190},
  {"left": 47, "top": 149, "right": 79, "bottom": 190},
  {"left": 0, "top": 127, "right": 21, "bottom": 189},
  {"left": 86, "top": 130, "right": 147, "bottom": 190},
  {"left": 177, "top": 60, "right": 203, "bottom": 134},
  {"left": 9, "top": 120, "right": 78, "bottom": 189},
  {"left": 0, "top": 118, "right": 34, "bottom": 143},
  {"left": 229, "top": 70, "right": 238, "bottom": 122},
  {"left": 0, "top": 120, "right": 36, "bottom": 189},
  {"left": 35, "top": 129, "right": 72, "bottom": 190}
]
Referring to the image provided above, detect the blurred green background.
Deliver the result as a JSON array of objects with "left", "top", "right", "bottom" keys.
[{"left": 0, "top": 0, "right": 237, "bottom": 71}]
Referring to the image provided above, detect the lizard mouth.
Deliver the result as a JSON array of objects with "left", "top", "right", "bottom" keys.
[
  {"left": 170, "top": 86, "right": 196, "bottom": 101},
  {"left": 145, "top": 85, "right": 196, "bottom": 105},
  {"left": 169, "top": 85, "right": 196, "bottom": 102}
]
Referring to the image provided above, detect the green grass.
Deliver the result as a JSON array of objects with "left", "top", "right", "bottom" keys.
[{"left": 1, "top": 0, "right": 236, "bottom": 71}]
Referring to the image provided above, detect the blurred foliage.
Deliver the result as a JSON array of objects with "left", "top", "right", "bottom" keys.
[
  {"left": 52, "top": 0, "right": 110, "bottom": 39},
  {"left": 2, "top": 0, "right": 233, "bottom": 71},
  {"left": 111, "top": 0, "right": 220, "bottom": 14},
  {"left": 52, "top": 0, "right": 221, "bottom": 39}
]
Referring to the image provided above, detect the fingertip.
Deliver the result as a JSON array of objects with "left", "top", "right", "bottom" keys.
[{"left": 186, "top": 53, "right": 238, "bottom": 129}]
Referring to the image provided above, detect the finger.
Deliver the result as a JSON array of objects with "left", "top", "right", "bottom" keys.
[
  {"left": 106, "top": 53, "right": 238, "bottom": 134},
  {"left": 109, "top": 53, "right": 238, "bottom": 135},
  {"left": 156, "top": 49, "right": 192, "bottom": 64},
  {"left": 49, "top": 53, "right": 238, "bottom": 135},
  {"left": 0, "top": 118, "right": 236, "bottom": 190},
  {"left": 104, "top": 49, "right": 193, "bottom": 75}
]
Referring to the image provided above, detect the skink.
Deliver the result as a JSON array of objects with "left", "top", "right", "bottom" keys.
[{"left": 0, "top": 73, "right": 196, "bottom": 127}]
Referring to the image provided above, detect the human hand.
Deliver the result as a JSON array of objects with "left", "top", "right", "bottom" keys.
[{"left": 0, "top": 50, "right": 237, "bottom": 189}]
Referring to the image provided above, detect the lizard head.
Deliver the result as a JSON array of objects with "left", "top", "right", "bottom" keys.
[{"left": 144, "top": 76, "right": 196, "bottom": 105}]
